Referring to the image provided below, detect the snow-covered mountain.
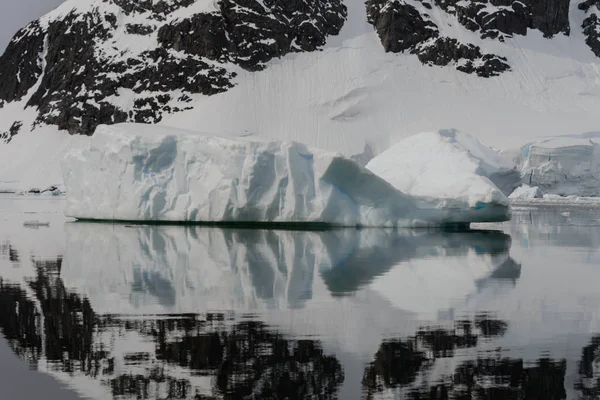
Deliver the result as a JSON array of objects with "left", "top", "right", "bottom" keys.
[{"left": 2, "top": 0, "right": 600, "bottom": 192}]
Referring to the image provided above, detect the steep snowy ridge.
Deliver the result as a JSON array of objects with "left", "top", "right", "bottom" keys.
[{"left": 2, "top": 0, "right": 600, "bottom": 193}]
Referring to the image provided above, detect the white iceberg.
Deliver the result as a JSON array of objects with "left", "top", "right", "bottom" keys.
[
  {"left": 61, "top": 124, "right": 510, "bottom": 226},
  {"left": 366, "top": 129, "right": 520, "bottom": 207},
  {"left": 509, "top": 185, "right": 543, "bottom": 200},
  {"left": 518, "top": 134, "right": 600, "bottom": 197}
]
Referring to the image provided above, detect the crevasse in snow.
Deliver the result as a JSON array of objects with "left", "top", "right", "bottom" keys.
[{"left": 61, "top": 124, "right": 510, "bottom": 226}]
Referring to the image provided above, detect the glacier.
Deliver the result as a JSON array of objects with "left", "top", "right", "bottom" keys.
[
  {"left": 516, "top": 134, "right": 600, "bottom": 197},
  {"left": 61, "top": 123, "right": 510, "bottom": 226},
  {"left": 366, "top": 129, "right": 520, "bottom": 207}
]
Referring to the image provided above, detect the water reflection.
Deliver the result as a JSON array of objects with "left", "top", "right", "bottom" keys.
[
  {"left": 577, "top": 335, "right": 600, "bottom": 399},
  {"left": 61, "top": 223, "right": 519, "bottom": 315},
  {"left": 0, "top": 261, "right": 344, "bottom": 399},
  {"left": 2, "top": 204, "right": 600, "bottom": 398},
  {"left": 362, "top": 314, "right": 513, "bottom": 396},
  {"left": 363, "top": 332, "right": 567, "bottom": 399},
  {"left": 506, "top": 207, "right": 600, "bottom": 249}
]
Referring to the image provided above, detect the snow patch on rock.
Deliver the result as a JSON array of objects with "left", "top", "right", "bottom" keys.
[{"left": 366, "top": 129, "right": 519, "bottom": 207}]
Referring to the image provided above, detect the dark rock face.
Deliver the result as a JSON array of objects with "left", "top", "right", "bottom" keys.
[
  {"left": 158, "top": 0, "right": 347, "bottom": 71},
  {"left": 581, "top": 0, "right": 600, "bottom": 57},
  {"left": 367, "top": 0, "right": 438, "bottom": 52},
  {"left": 576, "top": 335, "right": 600, "bottom": 398},
  {"left": 583, "top": 14, "right": 600, "bottom": 57},
  {"left": 0, "top": 121, "right": 23, "bottom": 144},
  {"left": 417, "top": 38, "right": 510, "bottom": 77},
  {"left": 158, "top": 13, "right": 230, "bottom": 62},
  {"left": 434, "top": 0, "right": 570, "bottom": 39},
  {"left": 109, "top": 0, "right": 196, "bottom": 17},
  {"left": 0, "top": 22, "right": 46, "bottom": 104},
  {"left": 366, "top": 0, "right": 510, "bottom": 76},
  {"left": 0, "top": 0, "right": 346, "bottom": 135}
]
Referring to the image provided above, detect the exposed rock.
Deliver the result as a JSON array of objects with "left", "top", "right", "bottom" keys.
[
  {"left": 0, "top": 0, "right": 346, "bottom": 135},
  {"left": 417, "top": 38, "right": 510, "bottom": 77},
  {"left": 366, "top": 0, "right": 438, "bottom": 52},
  {"left": 108, "top": 0, "right": 196, "bottom": 18},
  {"left": 432, "top": 0, "right": 570, "bottom": 39},
  {"left": 125, "top": 23, "right": 155, "bottom": 35},
  {"left": 579, "top": 0, "right": 599, "bottom": 11},
  {"left": 0, "top": 21, "right": 45, "bottom": 103},
  {"left": 581, "top": 1, "right": 600, "bottom": 57},
  {"left": 158, "top": 13, "right": 229, "bottom": 62},
  {"left": 0, "top": 121, "right": 23, "bottom": 144},
  {"left": 160, "top": 0, "right": 348, "bottom": 71},
  {"left": 366, "top": 0, "right": 510, "bottom": 76}
]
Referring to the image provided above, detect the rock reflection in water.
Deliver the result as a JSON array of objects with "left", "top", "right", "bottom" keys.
[
  {"left": 3, "top": 217, "right": 597, "bottom": 399},
  {"left": 363, "top": 317, "right": 567, "bottom": 399},
  {"left": 576, "top": 335, "right": 600, "bottom": 399},
  {"left": 0, "top": 242, "right": 19, "bottom": 262},
  {"left": 0, "top": 264, "right": 345, "bottom": 399}
]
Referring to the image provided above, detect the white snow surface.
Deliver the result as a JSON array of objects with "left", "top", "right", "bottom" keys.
[
  {"left": 517, "top": 133, "right": 600, "bottom": 197},
  {"left": 366, "top": 129, "right": 519, "bottom": 207},
  {"left": 61, "top": 123, "right": 510, "bottom": 225}
]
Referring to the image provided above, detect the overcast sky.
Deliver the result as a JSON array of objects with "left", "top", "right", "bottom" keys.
[{"left": 1, "top": 0, "right": 65, "bottom": 52}]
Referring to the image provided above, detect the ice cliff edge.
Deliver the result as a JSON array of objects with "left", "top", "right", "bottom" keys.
[{"left": 61, "top": 124, "right": 510, "bottom": 227}]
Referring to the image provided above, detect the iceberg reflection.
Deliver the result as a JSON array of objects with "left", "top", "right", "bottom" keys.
[{"left": 62, "top": 223, "right": 519, "bottom": 316}]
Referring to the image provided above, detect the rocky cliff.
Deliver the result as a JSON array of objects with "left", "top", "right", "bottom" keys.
[{"left": 1, "top": 0, "right": 597, "bottom": 138}]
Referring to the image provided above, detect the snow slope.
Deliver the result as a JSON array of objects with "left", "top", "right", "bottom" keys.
[
  {"left": 163, "top": 0, "right": 600, "bottom": 155},
  {"left": 366, "top": 129, "right": 519, "bottom": 207},
  {"left": 62, "top": 123, "right": 510, "bottom": 225}
]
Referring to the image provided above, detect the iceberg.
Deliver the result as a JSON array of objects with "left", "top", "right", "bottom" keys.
[
  {"left": 518, "top": 135, "right": 600, "bottom": 197},
  {"left": 61, "top": 124, "right": 510, "bottom": 226},
  {"left": 509, "top": 184, "right": 543, "bottom": 200},
  {"left": 366, "top": 129, "right": 520, "bottom": 207}
]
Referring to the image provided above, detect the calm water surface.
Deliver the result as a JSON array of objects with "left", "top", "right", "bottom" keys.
[{"left": 0, "top": 195, "right": 599, "bottom": 399}]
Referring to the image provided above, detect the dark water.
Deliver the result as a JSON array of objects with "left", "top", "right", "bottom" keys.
[{"left": 0, "top": 196, "right": 599, "bottom": 399}]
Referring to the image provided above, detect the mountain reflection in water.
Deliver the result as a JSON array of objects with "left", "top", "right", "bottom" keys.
[{"left": 0, "top": 207, "right": 599, "bottom": 399}]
